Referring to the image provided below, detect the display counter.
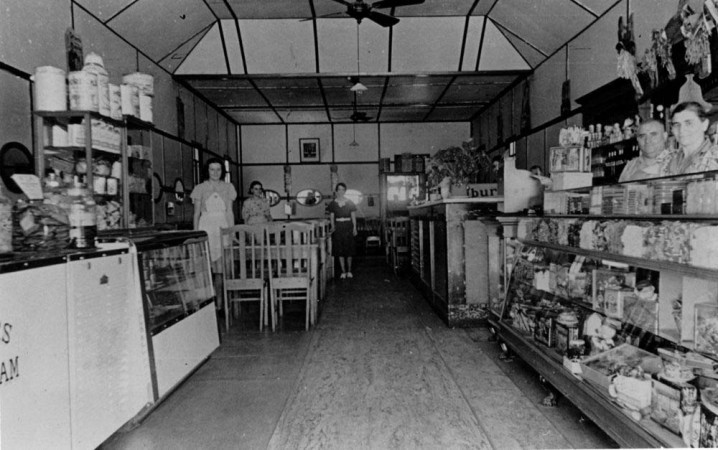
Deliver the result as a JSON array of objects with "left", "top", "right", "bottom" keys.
[
  {"left": 408, "top": 197, "right": 502, "bottom": 326},
  {"left": 0, "top": 244, "right": 153, "bottom": 450},
  {"left": 100, "top": 230, "right": 220, "bottom": 399}
]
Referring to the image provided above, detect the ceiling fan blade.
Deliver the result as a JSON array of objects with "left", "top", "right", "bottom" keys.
[
  {"left": 372, "top": 0, "right": 425, "bottom": 9},
  {"left": 300, "top": 11, "right": 347, "bottom": 21},
  {"left": 329, "top": 0, "right": 355, "bottom": 7},
  {"left": 367, "top": 10, "right": 399, "bottom": 27}
]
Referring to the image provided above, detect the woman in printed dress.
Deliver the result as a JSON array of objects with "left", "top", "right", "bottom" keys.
[{"left": 241, "top": 180, "right": 273, "bottom": 225}]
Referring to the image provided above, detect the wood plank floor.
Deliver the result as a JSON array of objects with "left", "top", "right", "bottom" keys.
[{"left": 103, "top": 257, "right": 616, "bottom": 449}]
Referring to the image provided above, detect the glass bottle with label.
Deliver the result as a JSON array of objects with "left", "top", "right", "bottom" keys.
[{"left": 66, "top": 179, "right": 97, "bottom": 249}]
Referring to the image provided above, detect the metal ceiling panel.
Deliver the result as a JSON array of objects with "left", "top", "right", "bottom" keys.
[
  {"left": 185, "top": 78, "right": 254, "bottom": 89},
  {"left": 195, "top": 87, "right": 268, "bottom": 108},
  {"left": 75, "top": 0, "right": 137, "bottom": 21},
  {"left": 317, "top": 19, "right": 390, "bottom": 74},
  {"left": 391, "top": 17, "right": 464, "bottom": 73},
  {"left": 440, "top": 82, "right": 506, "bottom": 104},
  {"left": 239, "top": 19, "right": 316, "bottom": 73},
  {"left": 277, "top": 109, "right": 330, "bottom": 123},
  {"left": 478, "top": 19, "right": 530, "bottom": 71},
  {"left": 227, "top": 110, "right": 282, "bottom": 124},
  {"left": 254, "top": 78, "right": 325, "bottom": 107},
  {"left": 223, "top": 0, "right": 312, "bottom": 19},
  {"left": 330, "top": 107, "right": 379, "bottom": 123},
  {"left": 378, "top": 106, "right": 432, "bottom": 122},
  {"left": 461, "top": 16, "right": 484, "bottom": 71},
  {"left": 323, "top": 76, "right": 386, "bottom": 106},
  {"left": 393, "top": 0, "right": 475, "bottom": 16},
  {"left": 490, "top": 0, "right": 594, "bottom": 55},
  {"left": 107, "top": 0, "right": 215, "bottom": 61},
  {"left": 425, "top": 105, "right": 481, "bottom": 121},
  {"left": 382, "top": 76, "right": 451, "bottom": 106},
  {"left": 175, "top": 23, "right": 228, "bottom": 74}
]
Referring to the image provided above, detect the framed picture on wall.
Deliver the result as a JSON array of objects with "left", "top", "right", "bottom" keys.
[{"left": 299, "top": 138, "right": 320, "bottom": 163}]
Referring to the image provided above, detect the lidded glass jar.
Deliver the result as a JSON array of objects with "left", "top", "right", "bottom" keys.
[{"left": 66, "top": 179, "right": 97, "bottom": 249}]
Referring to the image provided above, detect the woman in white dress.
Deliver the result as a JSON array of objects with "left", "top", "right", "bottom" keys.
[{"left": 191, "top": 158, "right": 237, "bottom": 309}]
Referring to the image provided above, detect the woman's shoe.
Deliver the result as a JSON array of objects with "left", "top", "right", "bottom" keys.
[
  {"left": 340, "top": 273, "right": 347, "bottom": 279},
  {"left": 346, "top": 272, "right": 353, "bottom": 278}
]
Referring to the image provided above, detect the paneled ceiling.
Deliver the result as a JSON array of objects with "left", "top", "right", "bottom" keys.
[{"left": 75, "top": 0, "right": 618, "bottom": 124}]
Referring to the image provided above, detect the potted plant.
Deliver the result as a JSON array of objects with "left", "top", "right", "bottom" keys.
[{"left": 428, "top": 139, "right": 490, "bottom": 198}]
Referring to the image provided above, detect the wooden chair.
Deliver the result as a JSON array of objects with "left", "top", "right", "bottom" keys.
[
  {"left": 266, "top": 223, "right": 317, "bottom": 331},
  {"left": 221, "top": 225, "right": 269, "bottom": 331}
]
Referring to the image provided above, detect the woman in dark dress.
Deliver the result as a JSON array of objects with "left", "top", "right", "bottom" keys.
[{"left": 328, "top": 183, "right": 357, "bottom": 278}]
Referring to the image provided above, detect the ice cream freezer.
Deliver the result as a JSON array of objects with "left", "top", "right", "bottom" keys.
[
  {"left": 0, "top": 244, "right": 153, "bottom": 450},
  {"left": 101, "top": 230, "right": 220, "bottom": 399}
]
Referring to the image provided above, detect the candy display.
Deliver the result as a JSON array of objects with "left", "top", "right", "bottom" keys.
[{"left": 12, "top": 200, "right": 70, "bottom": 251}]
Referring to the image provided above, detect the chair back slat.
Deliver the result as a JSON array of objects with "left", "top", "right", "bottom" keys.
[{"left": 222, "top": 225, "right": 267, "bottom": 283}]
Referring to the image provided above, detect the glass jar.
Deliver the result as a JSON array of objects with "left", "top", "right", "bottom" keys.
[{"left": 66, "top": 182, "right": 97, "bottom": 249}]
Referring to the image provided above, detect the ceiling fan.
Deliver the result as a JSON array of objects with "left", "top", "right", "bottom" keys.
[{"left": 323, "top": 0, "right": 425, "bottom": 27}]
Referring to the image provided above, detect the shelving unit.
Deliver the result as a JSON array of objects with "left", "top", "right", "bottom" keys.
[
  {"left": 34, "top": 110, "right": 155, "bottom": 229},
  {"left": 491, "top": 173, "right": 718, "bottom": 448}
]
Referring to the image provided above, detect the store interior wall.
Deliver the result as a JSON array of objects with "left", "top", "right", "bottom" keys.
[
  {"left": 472, "top": 0, "right": 680, "bottom": 173},
  {"left": 0, "top": 0, "right": 471, "bottom": 224},
  {"left": 240, "top": 122, "right": 470, "bottom": 220}
]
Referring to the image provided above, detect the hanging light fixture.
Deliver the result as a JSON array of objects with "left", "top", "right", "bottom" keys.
[
  {"left": 350, "top": 122, "right": 359, "bottom": 147},
  {"left": 350, "top": 23, "right": 367, "bottom": 94}
]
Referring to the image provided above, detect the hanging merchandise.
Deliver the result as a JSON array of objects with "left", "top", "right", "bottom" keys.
[
  {"left": 677, "top": 73, "right": 713, "bottom": 112},
  {"left": 616, "top": 14, "right": 643, "bottom": 96}
]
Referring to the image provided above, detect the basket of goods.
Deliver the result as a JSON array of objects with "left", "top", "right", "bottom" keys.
[
  {"left": 580, "top": 343, "right": 662, "bottom": 392},
  {"left": 12, "top": 200, "right": 70, "bottom": 251}
]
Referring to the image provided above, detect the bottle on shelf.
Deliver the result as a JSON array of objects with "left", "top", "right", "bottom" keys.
[{"left": 66, "top": 177, "right": 97, "bottom": 249}]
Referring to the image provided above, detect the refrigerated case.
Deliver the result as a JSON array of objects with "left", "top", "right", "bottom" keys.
[{"left": 104, "top": 230, "right": 220, "bottom": 398}]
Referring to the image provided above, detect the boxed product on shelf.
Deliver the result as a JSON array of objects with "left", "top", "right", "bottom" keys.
[
  {"left": 603, "top": 286, "right": 631, "bottom": 320},
  {"left": 625, "top": 184, "right": 653, "bottom": 215},
  {"left": 700, "top": 395, "right": 718, "bottom": 448},
  {"left": 534, "top": 309, "right": 557, "bottom": 346},
  {"left": 549, "top": 146, "right": 584, "bottom": 172},
  {"left": 690, "top": 225, "right": 718, "bottom": 269},
  {"left": 579, "top": 343, "right": 662, "bottom": 391},
  {"left": 555, "top": 321, "right": 580, "bottom": 355},
  {"left": 623, "top": 292, "right": 658, "bottom": 333},
  {"left": 695, "top": 302, "right": 718, "bottom": 358},
  {"left": 651, "top": 379, "right": 682, "bottom": 435},
  {"left": 551, "top": 172, "right": 593, "bottom": 190},
  {"left": 611, "top": 374, "right": 653, "bottom": 411},
  {"left": 592, "top": 269, "right": 632, "bottom": 314}
]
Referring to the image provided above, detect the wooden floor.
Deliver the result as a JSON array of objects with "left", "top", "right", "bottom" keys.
[{"left": 103, "top": 257, "right": 616, "bottom": 449}]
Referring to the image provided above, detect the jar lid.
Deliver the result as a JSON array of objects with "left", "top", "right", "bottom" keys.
[{"left": 84, "top": 52, "right": 104, "bottom": 68}]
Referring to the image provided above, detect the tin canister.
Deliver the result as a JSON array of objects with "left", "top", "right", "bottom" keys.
[
  {"left": 120, "top": 83, "right": 139, "bottom": 117},
  {"left": 109, "top": 83, "right": 122, "bottom": 120},
  {"left": 139, "top": 94, "right": 153, "bottom": 123},
  {"left": 33, "top": 66, "right": 67, "bottom": 111},
  {"left": 122, "top": 72, "right": 154, "bottom": 96},
  {"left": 68, "top": 71, "right": 98, "bottom": 111}
]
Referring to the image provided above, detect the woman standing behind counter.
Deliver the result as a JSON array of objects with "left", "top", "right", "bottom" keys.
[
  {"left": 328, "top": 183, "right": 357, "bottom": 279},
  {"left": 191, "top": 158, "right": 237, "bottom": 307},
  {"left": 663, "top": 101, "right": 718, "bottom": 175},
  {"left": 241, "top": 180, "right": 273, "bottom": 224}
]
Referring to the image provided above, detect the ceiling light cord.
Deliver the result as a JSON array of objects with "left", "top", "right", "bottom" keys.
[{"left": 356, "top": 22, "right": 361, "bottom": 74}]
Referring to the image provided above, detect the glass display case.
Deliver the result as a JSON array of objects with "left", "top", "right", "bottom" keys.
[{"left": 137, "top": 232, "right": 214, "bottom": 334}]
